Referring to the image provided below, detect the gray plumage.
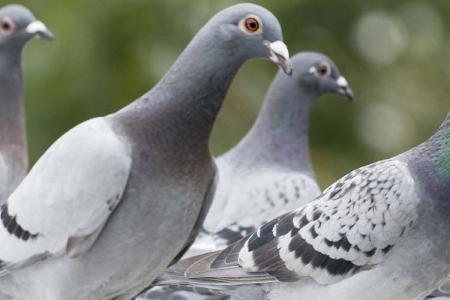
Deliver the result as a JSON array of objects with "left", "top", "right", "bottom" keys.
[
  {"left": 429, "top": 278, "right": 450, "bottom": 298},
  {"left": 141, "top": 52, "right": 353, "bottom": 300},
  {"left": 0, "top": 4, "right": 52, "bottom": 202},
  {"left": 158, "top": 111, "right": 450, "bottom": 300},
  {"left": 0, "top": 3, "right": 291, "bottom": 300}
]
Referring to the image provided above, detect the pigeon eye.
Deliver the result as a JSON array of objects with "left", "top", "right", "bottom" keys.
[
  {"left": 239, "top": 15, "right": 263, "bottom": 35},
  {"left": 0, "top": 18, "right": 14, "bottom": 35},
  {"left": 316, "top": 62, "right": 331, "bottom": 77},
  {"left": 245, "top": 18, "right": 259, "bottom": 32}
]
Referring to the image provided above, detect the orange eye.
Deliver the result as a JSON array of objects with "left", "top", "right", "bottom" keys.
[
  {"left": 0, "top": 18, "right": 14, "bottom": 35},
  {"left": 239, "top": 15, "right": 263, "bottom": 35},
  {"left": 316, "top": 62, "right": 331, "bottom": 77},
  {"left": 244, "top": 17, "right": 259, "bottom": 32}
]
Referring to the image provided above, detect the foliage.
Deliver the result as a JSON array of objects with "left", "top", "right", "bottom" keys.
[{"left": 8, "top": 0, "right": 450, "bottom": 187}]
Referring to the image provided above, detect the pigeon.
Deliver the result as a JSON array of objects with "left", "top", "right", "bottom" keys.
[
  {"left": 159, "top": 110, "right": 450, "bottom": 300},
  {"left": 0, "top": 3, "right": 291, "bottom": 300},
  {"left": 141, "top": 51, "right": 354, "bottom": 300},
  {"left": 0, "top": 4, "right": 53, "bottom": 202}
]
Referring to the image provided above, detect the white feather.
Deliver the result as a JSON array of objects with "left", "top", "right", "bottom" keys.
[{"left": 0, "top": 118, "right": 131, "bottom": 265}]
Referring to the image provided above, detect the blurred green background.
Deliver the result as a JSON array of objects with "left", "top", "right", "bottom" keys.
[{"left": 4, "top": 0, "right": 450, "bottom": 188}]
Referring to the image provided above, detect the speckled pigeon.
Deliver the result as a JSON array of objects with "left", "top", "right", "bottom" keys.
[
  {"left": 141, "top": 52, "right": 354, "bottom": 300},
  {"left": 0, "top": 4, "right": 52, "bottom": 202},
  {"left": 158, "top": 111, "right": 450, "bottom": 300},
  {"left": 0, "top": 3, "right": 291, "bottom": 300}
]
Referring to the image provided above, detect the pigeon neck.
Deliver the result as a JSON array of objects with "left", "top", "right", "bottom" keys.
[
  {"left": 0, "top": 46, "right": 27, "bottom": 198},
  {"left": 407, "top": 113, "right": 450, "bottom": 202},
  {"left": 228, "top": 73, "right": 316, "bottom": 175},
  {"left": 118, "top": 28, "right": 244, "bottom": 151}
]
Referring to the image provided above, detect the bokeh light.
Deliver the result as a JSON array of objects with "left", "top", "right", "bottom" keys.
[{"left": 6, "top": 0, "right": 450, "bottom": 188}]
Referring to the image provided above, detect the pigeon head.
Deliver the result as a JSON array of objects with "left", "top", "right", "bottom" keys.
[
  {"left": 292, "top": 52, "right": 354, "bottom": 101},
  {"left": 0, "top": 5, "right": 53, "bottom": 49},
  {"left": 204, "top": 3, "right": 292, "bottom": 75}
]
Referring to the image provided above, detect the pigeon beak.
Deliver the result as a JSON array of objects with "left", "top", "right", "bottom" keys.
[
  {"left": 336, "top": 76, "right": 354, "bottom": 102},
  {"left": 264, "top": 40, "right": 292, "bottom": 76},
  {"left": 26, "top": 21, "right": 54, "bottom": 41}
]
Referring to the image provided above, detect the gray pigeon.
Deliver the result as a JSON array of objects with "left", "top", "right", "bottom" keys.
[
  {"left": 159, "top": 111, "right": 450, "bottom": 300},
  {"left": 0, "top": 3, "right": 291, "bottom": 300},
  {"left": 0, "top": 4, "right": 52, "bottom": 202},
  {"left": 141, "top": 52, "right": 354, "bottom": 300}
]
